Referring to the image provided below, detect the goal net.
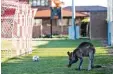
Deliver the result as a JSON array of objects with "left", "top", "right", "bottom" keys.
[{"left": 1, "top": 0, "right": 36, "bottom": 58}]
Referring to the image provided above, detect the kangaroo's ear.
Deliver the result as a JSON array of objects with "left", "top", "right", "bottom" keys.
[{"left": 67, "top": 51, "right": 70, "bottom": 56}]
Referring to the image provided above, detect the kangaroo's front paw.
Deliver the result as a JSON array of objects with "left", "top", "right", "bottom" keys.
[
  {"left": 78, "top": 66, "right": 82, "bottom": 71},
  {"left": 74, "top": 68, "right": 81, "bottom": 71},
  {"left": 78, "top": 68, "right": 82, "bottom": 71}
]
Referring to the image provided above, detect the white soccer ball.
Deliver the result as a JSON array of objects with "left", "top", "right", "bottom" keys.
[{"left": 32, "top": 55, "right": 39, "bottom": 62}]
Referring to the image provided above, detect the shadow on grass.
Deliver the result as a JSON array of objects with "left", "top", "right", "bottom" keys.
[
  {"left": 33, "top": 39, "right": 102, "bottom": 48},
  {"left": 2, "top": 54, "right": 113, "bottom": 74}
]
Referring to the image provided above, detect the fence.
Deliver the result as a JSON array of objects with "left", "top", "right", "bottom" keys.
[{"left": 1, "top": 0, "right": 37, "bottom": 58}]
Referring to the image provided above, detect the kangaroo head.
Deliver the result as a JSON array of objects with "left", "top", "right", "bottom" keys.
[{"left": 67, "top": 51, "right": 78, "bottom": 67}]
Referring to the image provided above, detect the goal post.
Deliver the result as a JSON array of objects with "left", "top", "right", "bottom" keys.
[{"left": 1, "top": 0, "right": 37, "bottom": 58}]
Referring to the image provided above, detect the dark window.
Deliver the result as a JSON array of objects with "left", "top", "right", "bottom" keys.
[{"left": 32, "top": 0, "right": 49, "bottom": 6}]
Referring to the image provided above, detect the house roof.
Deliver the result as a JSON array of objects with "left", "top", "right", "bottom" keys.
[
  {"left": 64, "top": 6, "right": 107, "bottom": 12},
  {"left": 2, "top": 8, "right": 16, "bottom": 17},
  {"left": 35, "top": 9, "right": 88, "bottom": 19}
]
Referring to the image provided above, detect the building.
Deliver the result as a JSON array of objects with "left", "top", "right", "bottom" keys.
[
  {"left": 32, "top": 5, "right": 107, "bottom": 40},
  {"left": 64, "top": 6, "right": 107, "bottom": 40},
  {"left": 33, "top": 8, "right": 88, "bottom": 38},
  {"left": 2, "top": 0, "right": 108, "bottom": 40}
]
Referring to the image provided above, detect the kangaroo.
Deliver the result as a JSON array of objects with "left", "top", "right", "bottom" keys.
[{"left": 67, "top": 42, "right": 95, "bottom": 71}]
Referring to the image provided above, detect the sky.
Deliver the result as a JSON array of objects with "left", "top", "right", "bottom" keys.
[{"left": 62, "top": 0, "right": 107, "bottom": 7}]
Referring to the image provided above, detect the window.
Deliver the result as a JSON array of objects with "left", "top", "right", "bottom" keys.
[
  {"left": 45, "top": 0, "right": 48, "bottom": 6},
  {"left": 37, "top": 0, "right": 40, "bottom": 6},
  {"left": 32, "top": 0, "right": 37, "bottom": 6},
  {"left": 32, "top": 0, "right": 49, "bottom": 7},
  {"left": 34, "top": 19, "right": 42, "bottom": 26},
  {"left": 40, "top": 0, "right": 45, "bottom": 6}
]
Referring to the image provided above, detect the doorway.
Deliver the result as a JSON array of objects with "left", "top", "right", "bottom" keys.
[{"left": 80, "top": 22, "right": 90, "bottom": 38}]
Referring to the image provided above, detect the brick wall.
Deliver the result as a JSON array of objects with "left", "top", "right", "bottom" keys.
[
  {"left": 90, "top": 12, "right": 107, "bottom": 40},
  {"left": 32, "top": 19, "right": 69, "bottom": 38}
]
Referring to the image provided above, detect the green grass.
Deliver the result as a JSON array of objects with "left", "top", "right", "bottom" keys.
[{"left": 1, "top": 39, "right": 113, "bottom": 74}]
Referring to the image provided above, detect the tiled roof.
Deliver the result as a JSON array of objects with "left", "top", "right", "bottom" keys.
[
  {"left": 35, "top": 9, "right": 88, "bottom": 19},
  {"left": 64, "top": 6, "right": 107, "bottom": 12}
]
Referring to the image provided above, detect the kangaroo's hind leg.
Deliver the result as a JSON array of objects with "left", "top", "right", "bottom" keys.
[
  {"left": 88, "top": 52, "right": 94, "bottom": 71},
  {"left": 91, "top": 47, "right": 95, "bottom": 68},
  {"left": 91, "top": 53, "right": 94, "bottom": 68}
]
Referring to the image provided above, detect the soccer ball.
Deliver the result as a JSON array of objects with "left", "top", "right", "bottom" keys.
[{"left": 32, "top": 55, "right": 39, "bottom": 62}]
